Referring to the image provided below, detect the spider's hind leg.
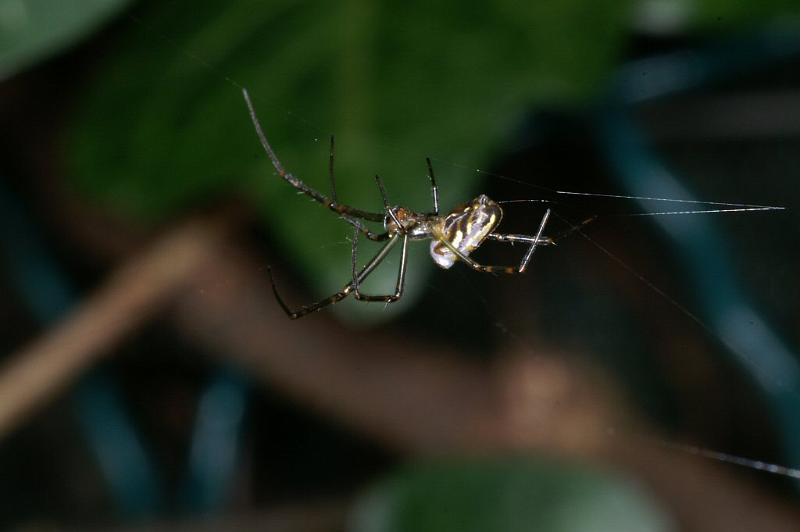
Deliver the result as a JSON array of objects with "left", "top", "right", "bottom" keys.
[
  {"left": 267, "top": 266, "right": 352, "bottom": 319},
  {"left": 350, "top": 227, "right": 409, "bottom": 303},
  {"left": 268, "top": 229, "right": 403, "bottom": 319}
]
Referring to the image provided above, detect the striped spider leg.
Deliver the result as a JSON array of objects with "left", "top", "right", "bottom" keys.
[{"left": 243, "top": 88, "right": 555, "bottom": 319}]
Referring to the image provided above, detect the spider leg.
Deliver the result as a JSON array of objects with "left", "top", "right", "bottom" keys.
[
  {"left": 328, "top": 135, "right": 337, "bottom": 203},
  {"left": 340, "top": 216, "right": 391, "bottom": 241},
  {"left": 323, "top": 134, "right": 390, "bottom": 241},
  {"left": 242, "top": 88, "right": 384, "bottom": 222},
  {"left": 373, "top": 174, "right": 403, "bottom": 228},
  {"left": 435, "top": 239, "right": 522, "bottom": 275},
  {"left": 438, "top": 208, "right": 552, "bottom": 274},
  {"left": 267, "top": 265, "right": 349, "bottom": 319},
  {"left": 517, "top": 208, "right": 551, "bottom": 272},
  {"left": 350, "top": 226, "right": 409, "bottom": 302},
  {"left": 426, "top": 157, "right": 439, "bottom": 216},
  {"left": 489, "top": 210, "right": 594, "bottom": 248},
  {"left": 268, "top": 234, "right": 401, "bottom": 319},
  {"left": 322, "top": 133, "right": 387, "bottom": 241},
  {"left": 487, "top": 233, "right": 555, "bottom": 245}
]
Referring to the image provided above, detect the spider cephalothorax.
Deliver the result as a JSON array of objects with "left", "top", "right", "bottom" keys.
[
  {"left": 243, "top": 88, "right": 554, "bottom": 319},
  {"left": 384, "top": 206, "right": 434, "bottom": 239}
]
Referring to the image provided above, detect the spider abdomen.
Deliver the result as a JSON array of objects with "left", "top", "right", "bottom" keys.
[{"left": 430, "top": 194, "right": 503, "bottom": 269}]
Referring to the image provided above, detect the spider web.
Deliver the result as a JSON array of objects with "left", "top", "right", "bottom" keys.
[
  {"left": 257, "top": 103, "right": 800, "bottom": 487},
  {"left": 425, "top": 143, "right": 799, "bottom": 481},
  {"left": 122, "top": 4, "right": 800, "bottom": 496}
]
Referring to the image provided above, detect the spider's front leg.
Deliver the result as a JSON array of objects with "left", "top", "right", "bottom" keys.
[
  {"left": 327, "top": 135, "right": 390, "bottom": 243},
  {"left": 339, "top": 215, "right": 391, "bottom": 242}
]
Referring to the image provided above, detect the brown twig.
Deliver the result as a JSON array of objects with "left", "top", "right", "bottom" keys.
[{"left": 0, "top": 215, "right": 233, "bottom": 439}]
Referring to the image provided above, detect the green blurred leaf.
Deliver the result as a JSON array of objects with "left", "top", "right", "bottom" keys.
[
  {"left": 65, "top": 0, "right": 632, "bottom": 315},
  {"left": 0, "top": 0, "right": 131, "bottom": 79},
  {"left": 350, "top": 458, "right": 673, "bottom": 532}
]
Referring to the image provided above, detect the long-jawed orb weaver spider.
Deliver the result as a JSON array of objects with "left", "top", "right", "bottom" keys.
[{"left": 243, "top": 88, "right": 555, "bottom": 319}]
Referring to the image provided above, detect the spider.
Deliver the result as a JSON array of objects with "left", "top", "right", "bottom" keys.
[{"left": 243, "top": 88, "right": 555, "bottom": 319}]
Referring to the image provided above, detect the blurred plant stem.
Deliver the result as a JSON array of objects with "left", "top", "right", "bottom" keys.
[{"left": 0, "top": 212, "right": 235, "bottom": 439}]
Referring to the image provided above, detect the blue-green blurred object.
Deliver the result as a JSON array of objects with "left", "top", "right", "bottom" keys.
[
  {"left": 0, "top": 0, "right": 131, "bottom": 79},
  {"left": 182, "top": 369, "right": 248, "bottom": 514},
  {"left": 0, "top": 175, "right": 248, "bottom": 515},
  {"left": 350, "top": 458, "right": 673, "bottom": 532},
  {"left": 0, "top": 181, "right": 161, "bottom": 517},
  {"left": 599, "top": 30, "right": 800, "bottom": 483}
]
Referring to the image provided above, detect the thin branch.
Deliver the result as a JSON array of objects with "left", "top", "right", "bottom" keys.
[{"left": 0, "top": 215, "right": 233, "bottom": 439}]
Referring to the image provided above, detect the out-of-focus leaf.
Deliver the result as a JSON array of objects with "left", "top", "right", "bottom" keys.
[
  {"left": 350, "top": 458, "right": 673, "bottom": 532},
  {"left": 0, "top": 0, "right": 131, "bottom": 79},
  {"left": 65, "top": 0, "right": 632, "bottom": 316}
]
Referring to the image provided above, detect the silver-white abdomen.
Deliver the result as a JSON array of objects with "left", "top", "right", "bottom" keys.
[{"left": 429, "top": 195, "right": 503, "bottom": 269}]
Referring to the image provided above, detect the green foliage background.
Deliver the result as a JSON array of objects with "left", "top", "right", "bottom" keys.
[
  {"left": 63, "top": 0, "right": 632, "bottom": 309},
  {"left": 0, "top": 0, "right": 131, "bottom": 78},
  {"left": 350, "top": 458, "right": 672, "bottom": 532},
  {"left": 2, "top": 0, "right": 799, "bottom": 528},
  {"left": 1, "top": 0, "right": 796, "bottom": 314}
]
